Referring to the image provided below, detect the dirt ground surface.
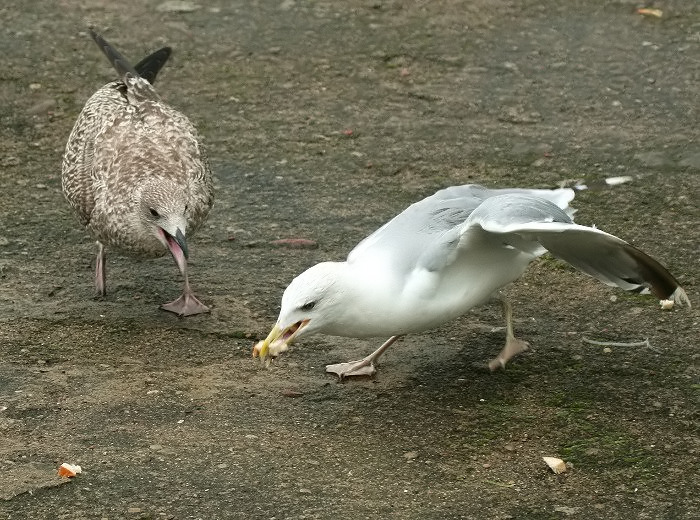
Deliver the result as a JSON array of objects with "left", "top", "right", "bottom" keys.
[{"left": 0, "top": 0, "right": 698, "bottom": 518}]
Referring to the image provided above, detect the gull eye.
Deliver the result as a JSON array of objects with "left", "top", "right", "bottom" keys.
[
  {"left": 300, "top": 301, "right": 316, "bottom": 312},
  {"left": 149, "top": 208, "right": 160, "bottom": 218}
]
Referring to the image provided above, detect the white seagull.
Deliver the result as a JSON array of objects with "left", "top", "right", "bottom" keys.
[
  {"left": 62, "top": 29, "right": 214, "bottom": 316},
  {"left": 254, "top": 184, "right": 689, "bottom": 378}
]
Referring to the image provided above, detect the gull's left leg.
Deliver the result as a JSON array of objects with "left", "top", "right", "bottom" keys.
[
  {"left": 326, "top": 335, "right": 402, "bottom": 379},
  {"left": 488, "top": 299, "right": 530, "bottom": 371},
  {"left": 161, "top": 266, "right": 210, "bottom": 317},
  {"left": 94, "top": 241, "right": 106, "bottom": 297}
]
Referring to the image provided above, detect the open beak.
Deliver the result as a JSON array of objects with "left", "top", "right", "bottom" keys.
[
  {"left": 161, "top": 227, "right": 188, "bottom": 274},
  {"left": 253, "top": 320, "right": 310, "bottom": 363},
  {"left": 173, "top": 228, "right": 188, "bottom": 259}
]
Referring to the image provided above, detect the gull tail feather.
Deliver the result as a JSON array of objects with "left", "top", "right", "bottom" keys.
[
  {"left": 89, "top": 28, "right": 139, "bottom": 80},
  {"left": 89, "top": 28, "right": 161, "bottom": 102},
  {"left": 133, "top": 47, "right": 172, "bottom": 85}
]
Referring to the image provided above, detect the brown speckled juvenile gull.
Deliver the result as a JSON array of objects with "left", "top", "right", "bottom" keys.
[{"left": 62, "top": 29, "right": 214, "bottom": 316}]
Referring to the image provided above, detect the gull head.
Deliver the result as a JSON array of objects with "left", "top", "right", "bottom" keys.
[
  {"left": 138, "top": 179, "right": 190, "bottom": 273},
  {"left": 253, "top": 262, "right": 348, "bottom": 362}
]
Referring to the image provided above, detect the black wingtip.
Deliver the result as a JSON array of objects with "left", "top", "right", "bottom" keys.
[
  {"left": 133, "top": 47, "right": 172, "bottom": 85},
  {"left": 88, "top": 27, "right": 139, "bottom": 80},
  {"left": 624, "top": 244, "right": 690, "bottom": 306}
]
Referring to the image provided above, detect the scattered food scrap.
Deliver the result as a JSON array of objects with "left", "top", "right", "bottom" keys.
[
  {"left": 604, "top": 176, "right": 633, "bottom": 186},
  {"left": 637, "top": 8, "right": 663, "bottom": 18},
  {"left": 57, "top": 462, "right": 82, "bottom": 478},
  {"left": 543, "top": 456, "right": 567, "bottom": 474}
]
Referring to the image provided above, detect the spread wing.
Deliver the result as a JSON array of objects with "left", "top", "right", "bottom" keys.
[
  {"left": 348, "top": 185, "right": 688, "bottom": 306},
  {"left": 457, "top": 193, "right": 689, "bottom": 304},
  {"left": 347, "top": 184, "right": 574, "bottom": 267}
]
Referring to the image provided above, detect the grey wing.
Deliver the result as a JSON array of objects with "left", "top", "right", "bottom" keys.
[
  {"left": 462, "top": 193, "right": 689, "bottom": 305},
  {"left": 347, "top": 185, "right": 483, "bottom": 265},
  {"left": 348, "top": 184, "right": 574, "bottom": 265},
  {"left": 431, "top": 184, "right": 575, "bottom": 213}
]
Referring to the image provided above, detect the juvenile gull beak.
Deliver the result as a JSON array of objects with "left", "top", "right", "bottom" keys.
[
  {"left": 159, "top": 227, "right": 210, "bottom": 316},
  {"left": 253, "top": 320, "right": 310, "bottom": 363},
  {"left": 174, "top": 228, "right": 188, "bottom": 259},
  {"left": 162, "top": 227, "right": 188, "bottom": 275}
]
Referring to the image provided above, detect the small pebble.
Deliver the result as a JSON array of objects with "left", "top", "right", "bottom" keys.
[{"left": 27, "top": 99, "right": 56, "bottom": 114}]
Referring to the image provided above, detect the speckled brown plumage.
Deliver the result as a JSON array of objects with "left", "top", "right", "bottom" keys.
[{"left": 62, "top": 29, "right": 214, "bottom": 316}]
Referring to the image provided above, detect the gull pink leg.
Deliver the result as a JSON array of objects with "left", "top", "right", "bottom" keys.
[
  {"left": 160, "top": 236, "right": 209, "bottom": 316},
  {"left": 326, "top": 335, "right": 402, "bottom": 379},
  {"left": 95, "top": 241, "right": 106, "bottom": 297},
  {"left": 488, "top": 299, "right": 530, "bottom": 371},
  {"left": 160, "top": 265, "right": 210, "bottom": 316}
]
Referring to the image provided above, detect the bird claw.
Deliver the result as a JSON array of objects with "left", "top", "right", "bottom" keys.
[
  {"left": 488, "top": 338, "right": 530, "bottom": 372},
  {"left": 325, "top": 360, "right": 376, "bottom": 379},
  {"left": 487, "top": 357, "right": 506, "bottom": 372}
]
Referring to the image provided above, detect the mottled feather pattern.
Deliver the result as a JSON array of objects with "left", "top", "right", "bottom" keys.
[
  {"left": 62, "top": 81, "right": 125, "bottom": 227},
  {"left": 123, "top": 73, "right": 161, "bottom": 104},
  {"left": 62, "top": 48, "right": 213, "bottom": 258}
]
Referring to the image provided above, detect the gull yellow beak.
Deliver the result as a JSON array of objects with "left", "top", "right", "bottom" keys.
[
  {"left": 252, "top": 320, "right": 310, "bottom": 364},
  {"left": 252, "top": 324, "right": 282, "bottom": 361}
]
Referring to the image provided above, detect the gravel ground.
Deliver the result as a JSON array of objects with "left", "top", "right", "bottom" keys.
[{"left": 0, "top": 1, "right": 698, "bottom": 518}]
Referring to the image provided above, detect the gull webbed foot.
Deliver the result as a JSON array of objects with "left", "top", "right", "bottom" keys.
[
  {"left": 325, "top": 360, "right": 377, "bottom": 379},
  {"left": 160, "top": 291, "right": 210, "bottom": 316},
  {"left": 488, "top": 337, "right": 530, "bottom": 371}
]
